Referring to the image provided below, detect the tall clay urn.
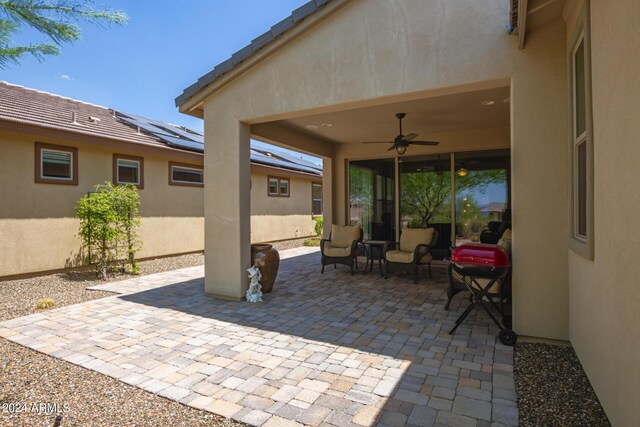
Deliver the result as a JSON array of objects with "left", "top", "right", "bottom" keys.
[{"left": 250, "top": 244, "right": 280, "bottom": 293}]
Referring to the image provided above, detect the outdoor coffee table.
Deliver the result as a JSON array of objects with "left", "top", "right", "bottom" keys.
[{"left": 363, "top": 240, "right": 390, "bottom": 276}]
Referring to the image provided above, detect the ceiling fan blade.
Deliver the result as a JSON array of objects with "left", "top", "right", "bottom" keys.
[
  {"left": 401, "top": 133, "right": 419, "bottom": 142},
  {"left": 387, "top": 145, "right": 397, "bottom": 151},
  {"left": 361, "top": 141, "right": 393, "bottom": 144},
  {"left": 409, "top": 140, "right": 440, "bottom": 146}
]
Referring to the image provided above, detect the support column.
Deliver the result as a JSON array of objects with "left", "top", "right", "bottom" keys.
[
  {"left": 322, "top": 157, "right": 333, "bottom": 238},
  {"left": 203, "top": 116, "right": 251, "bottom": 300}
]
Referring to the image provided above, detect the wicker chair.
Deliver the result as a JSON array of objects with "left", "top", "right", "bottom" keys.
[
  {"left": 320, "top": 225, "right": 363, "bottom": 275},
  {"left": 383, "top": 227, "right": 439, "bottom": 283}
]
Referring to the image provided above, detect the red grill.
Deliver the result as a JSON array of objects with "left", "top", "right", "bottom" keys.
[
  {"left": 451, "top": 244, "right": 510, "bottom": 269},
  {"left": 448, "top": 243, "right": 517, "bottom": 346}
]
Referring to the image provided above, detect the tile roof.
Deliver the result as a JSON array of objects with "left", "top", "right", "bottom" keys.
[
  {"left": 0, "top": 81, "right": 176, "bottom": 151},
  {"left": 175, "top": 0, "right": 334, "bottom": 108},
  {"left": 0, "top": 81, "right": 322, "bottom": 176}
]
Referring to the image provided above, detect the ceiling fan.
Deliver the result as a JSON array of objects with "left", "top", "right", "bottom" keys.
[{"left": 362, "top": 112, "right": 439, "bottom": 155}]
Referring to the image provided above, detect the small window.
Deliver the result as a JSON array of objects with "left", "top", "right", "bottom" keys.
[
  {"left": 312, "top": 183, "right": 322, "bottom": 215},
  {"left": 35, "top": 142, "right": 78, "bottom": 185},
  {"left": 169, "top": 162, "right": 203, "bottom": 186},
  {"left": 268, "top": 176, "right": 290, "bottom": 197},
  {"left": 113, "top": 154, "right": 144, "bottom": 188},
  {"left": 279, "top": 179, "right": 289, "bottom": 196},
  {"left": 268, "top": 177, "right": 279, "bottom": 195},
  {"left": 568, "top": 2, "right": 593, "bottom": 259}
]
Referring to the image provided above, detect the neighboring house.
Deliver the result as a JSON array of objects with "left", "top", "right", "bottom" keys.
[
  {"left": 480, "top": 202, "right": 507, "bottom": 221},
  {"left": 175, "top": 0, "right": 640, "bottom": 424},
  {"left": 0, "top": 81, "right": 321, "bottom": 279}
]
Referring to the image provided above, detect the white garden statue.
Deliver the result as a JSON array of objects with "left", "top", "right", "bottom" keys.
[{"left": 246, "top": 265, "right": 263, "bottom": 302}]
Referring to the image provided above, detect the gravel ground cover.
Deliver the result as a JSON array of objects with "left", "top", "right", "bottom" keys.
[
  {"left": 270, "top": 237, "right": 309, "bottom": 251},
  {"left": 514, "top": 342, "right": 610, "bottom": 426},
  {"left": 0, "top": 252, "right": 244, "bottom": 426},
  {"left": 0, "top": 253, "right": 204, "bottom": 322}
]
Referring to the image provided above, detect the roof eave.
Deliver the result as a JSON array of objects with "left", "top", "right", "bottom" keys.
[{"left": 176, "top": 0, "right": 350, "bottom": 117}]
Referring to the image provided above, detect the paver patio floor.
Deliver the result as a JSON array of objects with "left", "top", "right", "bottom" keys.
[{"left": 0, "top": 247, "right": 517, "bottom": 427}]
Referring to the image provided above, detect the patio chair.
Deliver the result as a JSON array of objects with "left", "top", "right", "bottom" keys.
[
  {"left": 383, "top": 227, "right": 438, "bottom": 283},
  {"left": 320, "top": 224, "right": 364, "bottom": 275}
]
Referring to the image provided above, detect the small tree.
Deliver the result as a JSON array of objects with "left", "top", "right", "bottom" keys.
[
  {"left": 76, "top": 182, "right": 141, "bottom": 279},
  {"left": 314, "top": 216, "right": 323, "bottom": 237},
  {"left": 110, "top": 183, "right": 141, "bottom": 274}
]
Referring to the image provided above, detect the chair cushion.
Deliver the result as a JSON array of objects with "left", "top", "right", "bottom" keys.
[
  {"left": 399, "top": 228, "right": 434, "bottom": 253},
  {"left": 331, "top": 224, "right": 361, "bottom": 248},
  {"left": 385, "top": 250, "right": 414, "bottom": 264},
  {"left": 324, "top": 244, "right": 351, "bottom": 257},
  {"left": 471, "top": 278, "right": 502, "bottom": 294},
  {"left": 497, "top": 228, "right": 512, "bottom": 254}
]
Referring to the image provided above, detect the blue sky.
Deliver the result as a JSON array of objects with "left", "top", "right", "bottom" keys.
[{"left": 1, "top": 0, "right": 321, "bottom": 164}]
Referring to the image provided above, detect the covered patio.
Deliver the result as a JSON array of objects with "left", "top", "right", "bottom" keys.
[{"left": 0, "top": 248, "right": 517, "bottom": 426}]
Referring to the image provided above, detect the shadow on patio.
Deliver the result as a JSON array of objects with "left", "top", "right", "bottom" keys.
[{"left": 112, "top": 250, "right": 517, "bottom": 426}]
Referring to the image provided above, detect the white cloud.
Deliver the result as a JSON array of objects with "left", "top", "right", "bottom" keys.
[{"left": 56, "top": 73, "right": 73, "bottom": 81}]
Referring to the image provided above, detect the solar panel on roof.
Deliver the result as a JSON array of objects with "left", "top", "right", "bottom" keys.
[
  {"left": 117, "top": 111, "right": 204, "bottom": 153},
  {"left": 161, "top": 135, "right": 204, "bottom": 152}
]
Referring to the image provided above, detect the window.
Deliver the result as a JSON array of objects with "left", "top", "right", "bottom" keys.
[
  {"left": 312, "top": 183, "right": 322, "bottom": 215},
  {"left": 268, "top": 176, "right": 289, "bottom": 197},
  {"left": 35, "top": 142, "right": 78, "bottom": 185},
  {"left": 569, "top": 2, "right": 593, "bottom": 259},
  {"left": 113, "top": 154, "right": 144, "bottom": 188},
  {"left": 169, "top": 162, "right": 204, "bottom": 186}
]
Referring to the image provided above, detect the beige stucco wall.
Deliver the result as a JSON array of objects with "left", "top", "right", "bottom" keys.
[
  {"left": 567, "top": 0, "right": 640, "bottom": 424},
  {"left": 197, "top": 0, "right": 571, "bottom": 338},
  {"left": 510, "top": 18, "right": 569, "bottom": 340},
  {"left": 250, "top": 169, "right": 319, "bottom": 243},
  {"left": 0, "top": 130, "right": 322, "bottom": 279},
  {"left": 0, "top": 131, "right": 205, "bottom": 278}
]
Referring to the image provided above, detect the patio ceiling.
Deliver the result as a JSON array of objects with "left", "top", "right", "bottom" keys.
[{"left": 273, "top": 86, "right": 510, "bottom": 145}]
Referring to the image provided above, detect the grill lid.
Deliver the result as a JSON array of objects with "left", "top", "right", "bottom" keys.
[{"left": 451, "top": 243, "right": 511, "bottom": 268}]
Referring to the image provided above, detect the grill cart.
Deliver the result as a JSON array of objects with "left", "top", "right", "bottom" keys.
[{"left": 448, "top": 243, "right": 517, "bottom": 346}]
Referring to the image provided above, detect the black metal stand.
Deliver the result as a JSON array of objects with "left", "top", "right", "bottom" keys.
[{"left": 448, "top": 266, "right": 517, "bottom": 346}]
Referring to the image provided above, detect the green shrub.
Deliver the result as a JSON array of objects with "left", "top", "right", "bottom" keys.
[
  {"left": 35, "top": 298, "right": 55, "bottom": 309},
  {"left": 303, "top": 237, "right": 321, "bottom": 247},
  {"left": 314, "top": 216, "right": 323, "bottom": 236},
  {"left": 76, "top": 182, "right": 141, "bottom": 280}
]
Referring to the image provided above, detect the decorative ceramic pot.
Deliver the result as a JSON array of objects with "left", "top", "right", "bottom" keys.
[{"left": 250, "top": 244, "right": 280, "bottom": 293}]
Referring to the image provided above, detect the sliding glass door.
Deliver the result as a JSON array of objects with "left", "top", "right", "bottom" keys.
[
  {"left": 347, "top": 149, "right": 510, "bottom": 259},
  {"left": 454, "top": 150, "right": 510, "bottom": 246},
  {"left": 349, "top": 159, "right": 395, "bottom": 241},
  {"left": 399, "top": 154, "right": 452, "bottom": 259}
]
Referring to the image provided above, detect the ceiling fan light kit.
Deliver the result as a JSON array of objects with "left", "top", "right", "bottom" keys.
[{"left": 361, "top": 112, "right": 440, "bottom": 155}]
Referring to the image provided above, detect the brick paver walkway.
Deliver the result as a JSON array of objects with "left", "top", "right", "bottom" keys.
[{"left": 0, "top": 247, "right": 517, "bottom": 427}]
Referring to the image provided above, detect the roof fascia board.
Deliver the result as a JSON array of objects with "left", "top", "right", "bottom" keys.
[
  {"left": 178, "top": 0, "right": 352, "bottom": 116},
  {"left": 518, "top": 0, "right": 529, "bottom": 49},
  {"left": 250, "top": 163, "right": 322, "bottom": 181}
]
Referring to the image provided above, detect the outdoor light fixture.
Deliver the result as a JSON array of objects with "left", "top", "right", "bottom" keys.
[
  {"left": 396, "top": 144, "right": 407, "bottom": 155},
  {"left": 458, "top": 167, "right": 468, "bottom": 177}
]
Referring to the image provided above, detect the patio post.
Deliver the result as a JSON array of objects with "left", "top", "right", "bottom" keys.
[
  {"left": 322, "top": 157, "right": 333, "bottom": 237},
  {"left": 203, "top": 117, "right": 251, "bottom": 300}
]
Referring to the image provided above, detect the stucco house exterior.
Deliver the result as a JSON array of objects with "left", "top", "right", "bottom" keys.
[
  {"left": 0, "top": 81, "right": 322, "bottom": 280},
  {"left": 175, "top": 0, "right": 640, "bottom": 424}
]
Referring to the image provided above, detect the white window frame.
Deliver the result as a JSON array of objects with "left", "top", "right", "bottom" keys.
[
  {"left": 568, "top": 1, "right": 594, "bottom": 259},
  {"left": 170, "top": 164, "right": 204, "bottom": 186},
  {"left": 312, "top": 182, "right": 323, "bottom": 216},
  {"left": 116, "top": 158, "right": 141, "bottom": 185},
  {"left": 268, "top": 176, "right": 290, "bottom": 197},
  {"left": 41, "top": 148, "right": 74, "bottom": 181}
]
